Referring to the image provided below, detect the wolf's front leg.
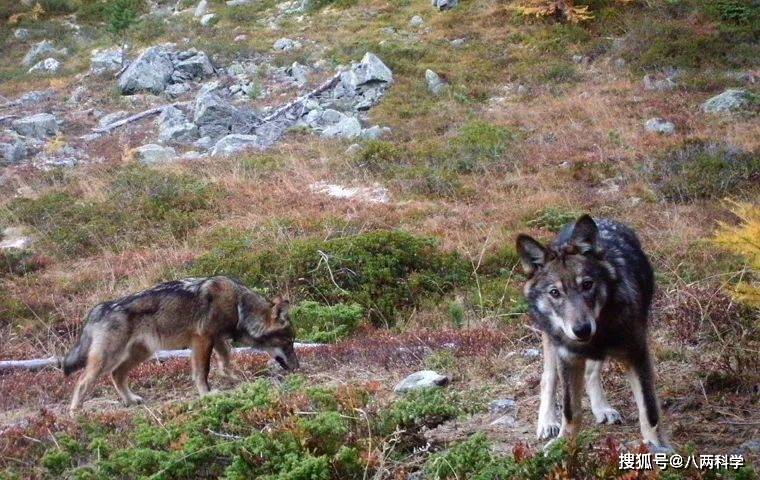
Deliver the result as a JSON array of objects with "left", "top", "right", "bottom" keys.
[
  {"left": 536, "top": 332, "right": 561, "bottom": 440},
  {"left": 585, "top": 359, "right": 623, "bottom": 424},
  {"left": 546, "top": 355, "right": 585, "bottom": 449},
  {"left": 626, "top": 348, "right": 671, "bottom": 450},
  {"left": 213, "top": 338, "right": 241, "bottom": 381},
  {"left": 191, "top": 336, "right": 214, "bottom": 396}
]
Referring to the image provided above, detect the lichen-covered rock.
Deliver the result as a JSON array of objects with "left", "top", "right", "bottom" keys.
[
  {"left": 322, "top": 116, "right": 362, "bottom": 139},
  {"left": 193, "top": 91, "right": 248, "bottom": 139},
  {"left": 394, "top": 370, "right": 450, "bottom": 393},
  {"left": 117, "top": 46, "right": 175, "bottom": 95},
  {"left": 287, "top": 61, "right": 310, "bottom": 85},
  {"left": 90, "top": 48, "right": 125, "bottom": 76},
  {"left": 645, "top": 118, "right": 675, "bottom": 135},
  {"left": 273, "top": 38, "right": 301, "bottom": 51},
  {"left": 98, "top": 111, "right": 130, "bottom": 128},
  {"left": 12, "top": 113, "right": 59, "bottom": 139},
  {"left": 0, "top": 131, "right": 30, "bottom": 165},
  {"left": 22, "top": 40, "right": 66, "bottom": 67},
  {"left": 200, "top": 13, "right": 218, "bottom": 27},
  {"left": 701, "top": 89, "right": 751, "bottom": 114},
  {"left": 211, "top": 134, "right": 262, "bottom": 155},
  {"left": 425, "top": 69, "right": 447, "bottom": 95},
  {"left": 158, "top": 106, "right": 198, "bottom": 143},
  {"left": 194, "top": 0, "right": 208, "bottom": 17},
  {"left": 28, "top": 57, "right": 61, "bottom": 75},
  {"left": 173, "top": 51, "right": 214, "bottom": 82},
  {"left": 431, "top": 0, "right": 458, "bottom": 10},
  {"left": 132, "top": 143, "right": 177, "bottom": 165}
]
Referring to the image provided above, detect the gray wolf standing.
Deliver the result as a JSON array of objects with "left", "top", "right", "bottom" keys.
[
  {"left": 516, "top": 215, "right": 670, "bottom": 449},
  {"left": 63, "top": 276, "right": 298, "bottom": 413}
]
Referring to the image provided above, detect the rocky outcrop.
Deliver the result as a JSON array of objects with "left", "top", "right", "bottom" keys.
[
  {"left": 117, "top": 45, "right": 216, "bottom": 95},
  {"left": 28, "top": 58, "right": 61, "bottom": 75},
  {"left": 90, "top": 48, "right": 125, "bottom": 76},
  {"left": 12, "top": 113, "right": 59, "bottom": 139},
  {"left": 117, "top": 46, "right": 175, "bottom": 95},
  {"left": 194, "top": 91, "right": 253, "bottom": 139},
  {"left": 132, "top": 144, "right": 177, "bottom": 165},
  {"left": 22, "top": 40, "right": 66, "bottom": 67},
  {"left": 211, "top": 134, "right": 262, "bottom": 155},
  {"left": 0, "top": 131, "right": 30, "bottom": 165},
  {"left": 158, "top": 106, "right": 198, "bottom": 143}
]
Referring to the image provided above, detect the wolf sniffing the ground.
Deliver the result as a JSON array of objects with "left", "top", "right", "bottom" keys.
[
  {"left": 516, "top": 215, "right": 671, "bottom": 450},
  {"left": 62, "top": 276, "right": 299, "bottom": 413}
]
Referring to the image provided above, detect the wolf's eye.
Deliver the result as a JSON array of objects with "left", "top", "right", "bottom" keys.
[
  {"left": 581, "top": 280, "right": 594, "bottom": 291},
  {"left": 549, "top": 288, "right": 561, "bottom": 298}
]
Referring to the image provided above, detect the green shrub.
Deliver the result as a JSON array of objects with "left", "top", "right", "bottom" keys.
[
  {"left": 377, "top": 388, "right": 485, "bottom": 437},
  {"left": 300, "top": 412, "right": 349, "bottom": 455},
  {"left": 0, "top": 249, "right": 44, "bottom": 276},
  {"left": 306, "top": 0, "right": 358, "bottom": 12},
  {"left": 526, "top": 206, "right": 580, "bottom": 232},
  {"left": 453, "top": 120, "right": 514, "bottom": 173},
  {"left": 652, "top": 140, "right": 759, "bottom": 202},
  {"left": 291, "top": 301, "right": 364, "bottom": 342},
  {"left": 190, "top": 230, "right": 470, "bottom": 325},
  {"left": 7, "top": 165, "right": 219, "bottom": 257},
  {"left": 354, "top": 140, "right": 403, "bottom": 173},
  {"left": 41, "top": 450, "right": 72, "bottom": 475}
]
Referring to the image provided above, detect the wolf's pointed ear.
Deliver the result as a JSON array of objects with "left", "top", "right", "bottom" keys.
[
  {"left": 273, "top": 298, "right": 291, "bottom": 324},
  {"left": 516, "top": 234, "right": 547, "bottom": 276},
  {"left": 568, "top": 214, "right": 598, "bottom": 254}
]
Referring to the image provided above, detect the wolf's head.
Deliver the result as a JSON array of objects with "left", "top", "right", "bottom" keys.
[
  {"left": 236, "top": 294, "right": 300, "bottom": 370},
  {"left": 516, "top": 215, "right": 617, "bottom": 343}
]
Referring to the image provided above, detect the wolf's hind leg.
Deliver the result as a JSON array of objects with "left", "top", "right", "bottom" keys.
[
  {"left": 213, "top": 338, "right": 240, "bottom": 381},
  {"left": 111, "top": 343, "right": 151, "bottom": 406},
  {"left": 191, "top": 335, "right": 214, "bottom": 396},
  {"left": 585, "top": 360, "right": 623, "bottom": 424},
  {"left": 536, "top": 332, "right": 561, "bottom": 440},
  {"left": 69, "top": 348, "right": 108, "bottom": 414}
]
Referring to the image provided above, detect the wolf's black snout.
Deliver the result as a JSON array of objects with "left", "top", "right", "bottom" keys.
[{"left": 573, "top": 323, "right": 593, "bottom": 340}]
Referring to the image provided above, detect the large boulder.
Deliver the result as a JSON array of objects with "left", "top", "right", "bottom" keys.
[
  {"left": 173, "top": 50, "right": 214, "bottom": 82},
  {"left": 132, "top": 144, "right": 177, "bottom": 165},
  {"left": 158, "top": 106, "right": 198, "bottom": 143},
  {"left": 117, "top": 46, "right": 175, "bottom": 95},
  {"left": 322, "top": 116, "right": 362, "bottom": 139},
  {"left": 193, "top": 91, "right": 249, "bottom": 138},
  {"left": 211, "top": 134, "right": 262, "bottom": 156},
  {"left": 701, "top": 89, "right": 751, "bottom": 114},
  {"left": 22, "top": 40, "right": 66, "bottom": 67},
  {"left": 345, "top": 52, "right": 393, "bottom": 86},
  {"left": 90, "top": 48, "right": 125, "bottom": 76},
  {"left": 12, "top": 113, "right": 59, "bottom": 139}
]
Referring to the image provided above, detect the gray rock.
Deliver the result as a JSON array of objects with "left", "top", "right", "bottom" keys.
[
  {"left": 226, "top": 0, "right": 251, "bottom": 5},
  {"left": 394, "top": 370, "right": 450, "bottom": 393},
  {"left": 736, "top": 439, "right": 760, "bottom": 456},
  {"left": 193, "top": 91, "right": 249, "bottom": 138},
  {"left": 0, "top": 227, "right": 32, "bottom": 250},
  {"left": 12, "top": 113, "right": 59, "bottom": 139},
  {"left": 90, "top": 48, "right": 125, "bottom": 76},
  {"left": 133, "top": 144, "right": 177, "bottom": 165},
  {"left": 194, "top": 136, "right": 214, "bottom": 150},
  {"left": 28, "top": 57, "right": 61, "bottom": 74},
  {"left": 425, "top": 69, "right": 447, "bottom": 95},
  {"left": 0, "top": 131, "right": 29, "bottom": 165},
  {"left": 200, "top": 13, "right": 218, "bottom": 26},
  {"left": 450, "top": 38, "right": 465, "bottom": 47},
  {"left": 173, "top": 51, "right": 214, "bottom": 81},
  {"left": 351, "top": 52, "right": 393, "bottom": 85},
  {"left": 522, "top": 348, "right": 541, "bottom": 360},
  {"left": 118, "top": 46, "right": 175, "bottom": 95},
  {"left": 643, "top": 74, "right": 677, "bottom": 91},
  {"left": 98, "top": 110, "right": 130, "bottom": 128},
  {"left": 645, "top": 118, "right": 675, "bottom": 135},
  {"left": 211, "top": 134, "right": 262, "bottom": 155},
  {"left": 410, "top": 15, "right": 424, "bottom": 27},
  {"left": 14, "top": 29, "right": 29, "bottom": 41},
  {"left": 165, "top": 83, "right": 192, "bottom": 98},
  {"left": 22, "top": 40, "right": 65, "bottom": 67},
  {"left": 701, "top": 89, "right": 751, "bottom": 114},
  {"left": 489, "top": 415, "right": 517, "bottom": 427},
  {"left": 19, "top": 90, "right": 54, "bottom": 105},
  {"left": 360, "top": 125, "right": 390, "bottom": 140},
  {"left": 432, "top": 0, "right": 457, "bottom": 10},
  {"left": 158, "top": 106, "right": 198, "bottom": 143},
  {"left": 194, "top": 0, "right": 208, "bottom": 17},
  {"left": 273, "top": 38, "right": 301, "bottom": 51},
  {"left": 490, "top": 398, "right": 517, "bottom": 415},
  {"left": 322, "top": 116, "right": 362, "bottom": 139},
  {"left": 288, "top": 61, "right": 310, "bottom": 85},
  {"left": 345, "top": 143, "right": 362, "bottom": 155}
]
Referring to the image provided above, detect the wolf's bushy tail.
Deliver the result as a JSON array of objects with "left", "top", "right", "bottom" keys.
[{"left": 62, "top": 329, "right": 92, "bottom": 376}]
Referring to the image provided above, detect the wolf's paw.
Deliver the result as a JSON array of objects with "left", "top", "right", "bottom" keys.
[
  {"left": 593, "top": 407, "right": 623, "bottom": 425},
  {"left": 536, "top": 420, "right": 561, "bottom": 440},
  {"left": 124, "top": 394, "right": 144, "bottom": 406}
]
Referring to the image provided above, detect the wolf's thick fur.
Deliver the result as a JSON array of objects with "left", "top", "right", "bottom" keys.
[
  {"left": 516, "top": 215, "right": 669, "bottom": 448},
  {"left": 63, "top": 276, "right": 298, "bottom": 413}
]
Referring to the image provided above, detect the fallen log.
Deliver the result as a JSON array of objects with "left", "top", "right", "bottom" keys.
[
  {"left": 0, "top": 342, "right": 324, "bottom": 373},
  {"left": 260, "top": 70, "right": 342, "bottom": 124},
  {"left": 92, "top": 102, "right": 190, "bottom": 134}
]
